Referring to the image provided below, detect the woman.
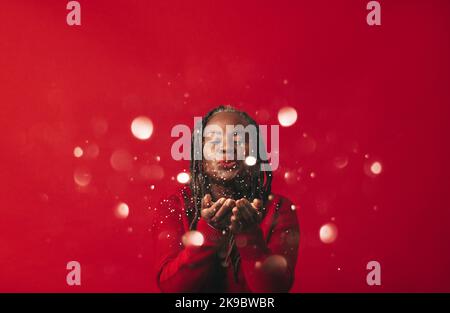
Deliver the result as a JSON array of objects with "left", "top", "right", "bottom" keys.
[{"left": 154, "top": 105, "right": 300, "bottom": 292}]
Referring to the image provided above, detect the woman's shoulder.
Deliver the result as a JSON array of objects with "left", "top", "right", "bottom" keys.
[
  {"left": 266, "top": 192, "right": 295, "bottom": 212},
  {"left": 263, "top": 192, "right": 299, "bottom": 230},
  {"left": 155, "top": 185, "right": 195, "bottom": 231},
  {"left": 159, "top": 185, "right": 194, "bottom": 212}
]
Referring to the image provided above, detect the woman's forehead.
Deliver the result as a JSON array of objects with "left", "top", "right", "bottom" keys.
[{"left": 206, "top": 111, "right": 250, "bottom": 129}]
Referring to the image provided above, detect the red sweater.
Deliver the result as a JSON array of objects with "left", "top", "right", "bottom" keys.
[{"left": 154, "top": 186, "right": 300, "bottom": 293}]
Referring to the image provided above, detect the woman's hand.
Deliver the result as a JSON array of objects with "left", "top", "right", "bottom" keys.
[
  {"left": 200, "top": 194, "right": 236, "bottom": 229},
  {"left": 230, "top": 198, "right": 263, "bottom": 233}
]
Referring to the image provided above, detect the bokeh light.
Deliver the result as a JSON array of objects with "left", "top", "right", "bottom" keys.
[
  {"left": 319, "top": 222, "right": 338, "bottom": 244},
  {"left": 364, "top": 158, "right": 383, "bottom": 177},
  {"left": 370, "top": 161, "right": 382, "bottom": 175},
  {"left": 176, "top": 172, "right": 190, "bottom": 184},
  {"left": 277, "top": 106, "right": 298, "bottom": 127},
  {"left": 261, "top": 255, "right": 288, "bottom": 273},
  {"left": 284, "top": 171, "right": 299, "bottom": 184},
  {"left": 139, "top": 164, "right": 165, "bottom": 181},
  {"left": 333, "top": 155, "right": 349, "bottom": 169},
  {"left": 245, "top": 156, "right": 257, "bottom": 166},
  {"left": 73, "top": 167, "right": 92, "bottom": 187},
  {"left": 73, "top": 146, "right": 83, "bottom": 158},
  {"left": 115, "top": 202, "right": 129, "bottom": 219},
  {"left": 110, "top": 149, "right": 133, "bottom": 172},
  {"left": 182, "top": 231, "right": 204, "bottom": 247},
  {"left": 131, "top": 116, "right": 154, "bottom": 140},
  {"left": 85, "top": 143, "right": 100, "bottom": 159},
  {"left": 91, "top": 117, "right": 108, "bottom": 137}
]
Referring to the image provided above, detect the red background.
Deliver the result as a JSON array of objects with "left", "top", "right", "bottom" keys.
[{"left": 1, "top": 0, "right": 450, "bottom": 292}]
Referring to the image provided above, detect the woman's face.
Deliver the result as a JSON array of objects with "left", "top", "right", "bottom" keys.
[{"left": 202, "top": 112, "right": 253, "bottom": 184}]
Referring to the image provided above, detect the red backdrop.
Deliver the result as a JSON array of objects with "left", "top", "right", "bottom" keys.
[{"left": 1, "top": 0, "right": 450, "bottom": 292}]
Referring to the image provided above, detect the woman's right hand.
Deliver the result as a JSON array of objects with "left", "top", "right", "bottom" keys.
[{"left": 201, "top": 194, "right": 235, "bottom": 229}]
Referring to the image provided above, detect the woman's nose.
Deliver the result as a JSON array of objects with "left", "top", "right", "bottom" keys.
[{"left": 221, "top": 140, "right": 235, "bottom": 160}]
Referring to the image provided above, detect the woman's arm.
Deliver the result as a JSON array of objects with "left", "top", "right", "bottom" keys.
[
  {"left": 233, "top": 197, "right": 300, "bottom": 292},
  {"left": 154, "top": 195, "right": 224, "bottom": 293}
]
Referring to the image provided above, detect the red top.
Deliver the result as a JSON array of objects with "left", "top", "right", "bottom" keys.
[{"left": 153, "top": 186, "right": 300, "bottom": 293}]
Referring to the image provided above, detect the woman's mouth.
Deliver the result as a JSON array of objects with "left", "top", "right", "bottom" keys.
[{"left": 217, "top": 160, "right": 238, "bottom": 169}]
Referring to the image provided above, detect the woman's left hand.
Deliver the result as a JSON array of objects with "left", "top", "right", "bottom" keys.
[{"left": 229, "top": 198, "right": 263, "bottom": 233}]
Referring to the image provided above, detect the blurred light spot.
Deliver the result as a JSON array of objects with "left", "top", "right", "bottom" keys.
[
  {"left": 370, "top": 161, "right": 382, "bottom": 175},
  {"left": 182, "top": 231, "right": 204, "bottom": 247},
  {"left": 351, "top": 142, "right": 360, "bottom": 154},
  {"left": 298, "top": 135, "right": 317, "bottom": 155},
  {"left": 85, "top": 143, "right": 99, "bottom": 159},
  {"left": 73, "top": 146, "right": 83, "bottom": 158},
  {"left": 177, "top": 172, "right": 190, "bottom": 184},
  {"left": 278, "top": 107, "right": 298, "bottom": 127},
  {"left": 110, "top": 149, "right": 133, "bottom": 172},
  {"left": 184, "top": 92, "right": 190, "bottom": 98},
  {"left": 310, "top": 172, "right": 316, "bottom": 179},
  {"left": 333, "top": 155, "right": 349, "bottom": 169},
  {"left": 131, "top": 116, "right": 154, "bottom": 140},
  {"left": 284, "top": 171, "right": 298, "bottom": 185},
  {"left": 291, "top": 204, "right": 296, "bottom": 211},
  {"left": 115, "top": 202, "right": 129, "bottom": 219},
  {"left": 283, "top": 79, "right": 289, "bottom": 85},
  {"left": 139, "top": 164, "right": 165, "bottom": 180},
  {"left": 91, "top": 118, "right": 108, "bottom": 137},
  {"left": 245, "top": 156, "right": 257, "bottom": 166},
  {"left": 150, "top": 185, "right": 155, "bottom": 190},
  {"left": 73, "top": 167, "right": 92, "bottom": 187},
  {"left": 155, "top": 155, "right": 161, "bottom": 162},
  {"left": 325, "top": 131, "right": 338, "bottom": 144},
  {"left": 39, "top": 193, "right": 49, "bottom": 202},
  {"left": 319, "top": 223, "right": 338, "bottom": 244},
  {"left": 261, "top": 255, "right": 288, "bottom": 273}
]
